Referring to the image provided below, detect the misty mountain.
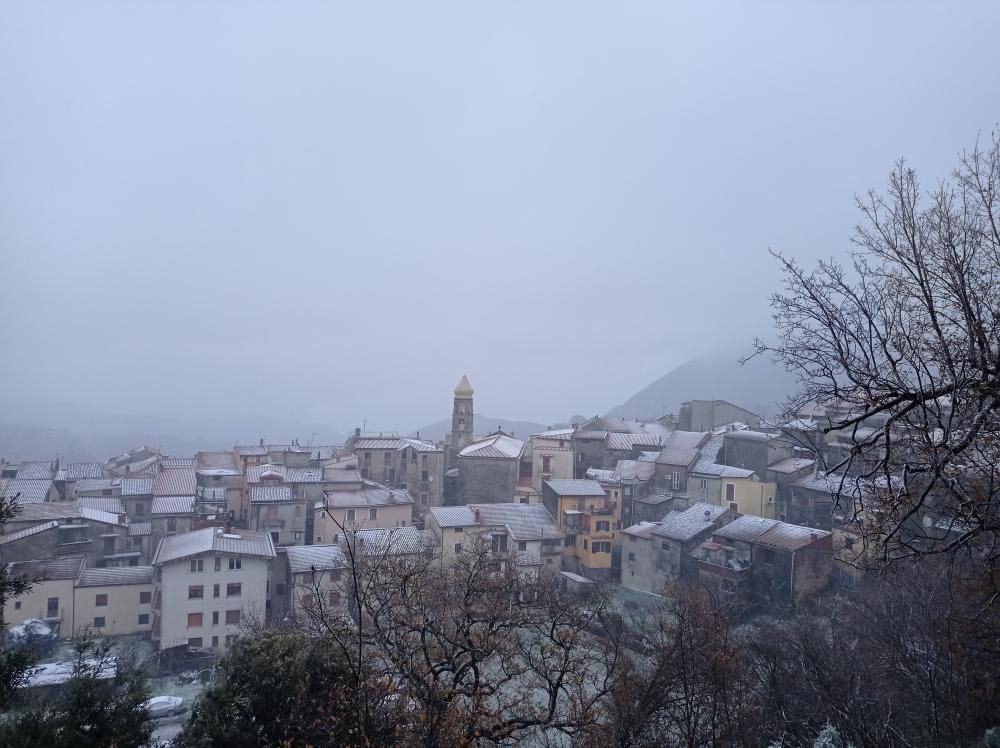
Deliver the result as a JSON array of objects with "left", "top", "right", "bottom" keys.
[
  {"left": 413, "top": 415, "right": 549, "bottom": 442},
  {"left": 606, "top": 350, "right": 798, "bottom": 421}
]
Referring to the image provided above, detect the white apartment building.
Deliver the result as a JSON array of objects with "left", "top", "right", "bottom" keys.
[{"left": 152, "top": 527, "right": 275, "bottom": 652}]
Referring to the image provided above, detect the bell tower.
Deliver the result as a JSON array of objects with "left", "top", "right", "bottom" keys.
[{"left": 450, "top": 374, "right": 475, "bottom": 461}]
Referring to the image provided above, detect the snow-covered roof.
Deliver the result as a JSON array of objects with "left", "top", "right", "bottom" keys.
[
  {"left": 530, "top": 428, "right": 575, "bottom": 439},
  {"left": 79, "top": 507, "right": 125, "bottom": 526},
  {"left": 607, "top": 432, "right": 665, "bottom": 452},
  {"left": 429, "top": 506, "right": 478, "bottom": 527},
  {"left": 756, "top": 522, "right": 830, "bottom": 551},
  {"left": 714, "top": 515, "right": 780, "bottom": 543},
  {"left": 153, "top": 527, "right": 275, "bottom": 565},
  {"left": 468, "top": 503, "right": 561, "bottom": 540},
  {"left": 623, "top": 521, "right": 660, "bottom": 539},
  {"left": 286, "top": 544, "right": 349, "bottom": 575},
  {"left": 153, "top": 468, "right": 197, "bottom": 496},
  {"left": 152, "top": 495, "right": 196, "bottom": 515},
  {"left": 654, "top": 502, "right": 729, "bottom": 542},
  {"left": 162, "top": 457, "right": 197, "bottom": 469},
  {"left": 128, "top": 522, "right": 152, "bottom": 537},
  {"left": 10, "top": 502, "right": 79, "bottom": 523},
  {"left": 250, "top": 485, "right": 293, "bottom": 504},
  {"left": 74, "top": 478, "right": 118, "bottom": 495},
  {"left": 121, "top": 478, "right": 154, "bottom": 496},
  {"left": 614, "top": 459, "right": 657, "bottom": 482},
  {"left": 6, "top": 555, "right": 85, "bottom": 581},
  {"left": 353, "top": 438, "right": 440, "bottom": 453},
  {"left": 322, "top": 483, "right": 414, "bottom": 509},
  {"left": 544, "top": 479, "right": 607, "bottom": 497},
  {"left": 2, "top": 479, "right": 53, "bottom": 503},
  {"left": 459, "top": 433, "right": 524, "bottom": 459},
  {"left": 63, "top": 462, "right": 105, "bottom": 480},
  {"left": 246, "top": 463, "right": 323, "bottom": 483},
  {"left": 768, "top": 457, "right": 816, "bottom": 474},
  {"left": 77, "top": 497, "right": 125, "bottom": 515},
  {"left": 353, "top": 527, "right": 433, "bottom": 556},
  {"left": 77, "top": 566, "right": 153, "bottom": 587},
  {"left": 0, "top": 521, "right": 59, "bottom": 545},
  {"left": 656, "top": 431, "right": 709, "bottom": 467},
  {"left": 16, "top": 461, "right": 56, "bottom": 479}
]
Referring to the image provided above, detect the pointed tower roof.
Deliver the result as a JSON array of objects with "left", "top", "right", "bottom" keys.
[{"left": 454, "top": 374, "right": 474, "bottom": 398}]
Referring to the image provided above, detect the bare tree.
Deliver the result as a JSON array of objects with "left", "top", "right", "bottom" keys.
[{"left": 756, "top": 130, "right": 1000, "bottom": 572}]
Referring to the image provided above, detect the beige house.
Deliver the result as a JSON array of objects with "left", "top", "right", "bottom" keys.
[
  {"left": 345, "top": 434, "right": 445, "bottom": 512},
  {"left": 152, "top": 527, "right": 275, "bottom": 652},
  {"left": 314, "top": 482, "right": 414, "bottom": 545},
  {"left": 526, "top": 429, "right": 576, "bottom": 493},
  {"left": 73, "top": 566, "right": 154, "bottom": 637},
  {"left": 245, "top": 463, "right": 325, "bottom": 546},
  {"left": 4, "top": 556, "right": 85, "bottom": 634}
]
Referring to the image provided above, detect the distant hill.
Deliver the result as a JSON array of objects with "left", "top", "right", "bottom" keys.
[
  {"left": 606, "top": 350, "right": 798, "bottom": 421},
  {"left": 413, "top": 415, "right": 549, "bottom": 442}
]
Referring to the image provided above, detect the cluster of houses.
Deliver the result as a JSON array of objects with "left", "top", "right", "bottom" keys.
[{"left": 2, "top": 378, "right": 874, "bottom": 657}]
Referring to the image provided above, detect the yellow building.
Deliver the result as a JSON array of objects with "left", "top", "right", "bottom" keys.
[
  {"left": 4, "top": 556, "right": 84, "bottom": 634},
  {"left": 542, "top": 479, "right": 622, "bottom": 581},
  {"left": 73, "top": 566, "right": 154, "bottom": 637},
  {"left": 314, "top": 482, "right": 414, "bottom": 544}
]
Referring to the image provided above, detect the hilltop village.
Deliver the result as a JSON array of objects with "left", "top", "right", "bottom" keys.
[{"left": 2, "top": 376, "right": 880, "bottom": 654}]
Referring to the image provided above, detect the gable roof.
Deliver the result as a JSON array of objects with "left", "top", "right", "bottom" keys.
[
  {"left": 468, "top": 503, "right": 561, "bottom": 541},
  {"left": 656, "top": 431, "right": 709, "bottom": 467},
  {"left": 714, "top": 515, "right": 780, "bottom": 543},
  {"left": 121, "top": 478, "right": 154, "bottom": 497},
  {"left": 152, "top": 495, "right": 196, "bottom": 515},
  {"left": 654, "top": 502, "right": 729, "bottom": 542},
  {"left": 322, "top": 484, "right": 414, "bottom": 509},
  {"left": 63, "top": 462, "right": 105, "bottom": 480},
  {"left": 9, "top": 502, "right": 80, "bottom": 523},
  {"left": 0, "top": 521, "right": 60, "bottom": 545},
  {"left": 429, "top": 506, "right": 478, "bottom": 527},
  {"left": 352, "top": 527, "right": 432, "bottom": 556},
  {"left": 153, "top": 468, "right": 197, "bottom": 496},
  {"left": 246, "top": 463, "right": 323, "bottom": 483},
  {"left": 2, "top": 479, "right": 54, "bottom": 503},
  {"left": 77, "top": 497, "right": 125, "bottom": 515},
  {"left": 77, "top": 566, "right": 154, "bottom": 587},
  {"left": 6, "top": 555, "right": 85, "bottom": 581},
  {"left": 153, "top": 527, "right": 275, "bottom": 565},
  {"left": 250, "top": 485, "right": 293, "bottom": 504},
  {"left": 353, "top": 437, "right": 440, "bottom": 453},
  {"left": 286, "top": 544, "right": 349, "bottom": 574},
  {"left": 16, "top": 461, "right": 56, "bottom": 479}
]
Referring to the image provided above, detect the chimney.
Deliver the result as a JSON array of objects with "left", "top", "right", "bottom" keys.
[
  {"left": 354, "top": 427, "right": 361, "bottom": 437},
  {"left": 704, "top": 510, "right": 711, "bottom": 521}
]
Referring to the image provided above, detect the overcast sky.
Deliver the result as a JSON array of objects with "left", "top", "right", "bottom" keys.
[{"left": 1, "top": 1, "right": 998, "bottom": 434}]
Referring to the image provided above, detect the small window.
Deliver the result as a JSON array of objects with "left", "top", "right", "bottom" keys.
[
  {"left": 421, "top": 470, "right": 429, "bottom": 482},
  {"left": 140, "top": 591, "right": 151, "bottom": 604},
  {"left": 583, "top": 539, "right": 588, "bottom": 550},
  {"left": 420, "top": 493, "right": 428, "bottom": 505},
  {"left": 346, "top": 509, "right": 356, "bottom": 522},
  {"left": 596, "top": 520, "right": 610, "bottom": 532},
  {"left": 226, "top": 609, "right": 241, "bottom": 625},
  {"left": 188, "top": 637, "right": 203, "bottom": 648},
  {"left": 517, "top": 541, "right": 527, "bottom": 551},
  {"left": 369, "top": 508, "right": 377, "bottom": 520},
  {"left": 188, "top": 585, "right": 204, "bottom": 599},
  {"left": 187, "top": 612, "right": 203, "bottom": 627},
  {"left": 212, "top": 611, "right": 219, "bottom": 625},
  {"left": 454, "top": 543, "right": 463, "bottom": 553},
  {"left": 213, "top": 584, "right": 220, "bottom": 598},
  {"left": 211, "top": 636, "right": 219, "bottom": 648},
  {"left": 14, "top": 601, "right": 21, "bottom": 610},
  {"left": 661, "top": 541, "right": 670, "bottom": 550},
  {"left": 190, "top": 559, "right": 204, "bottom": 573},
  {"left": 229, "top": 558, "right": 242, "bottom": 570},
  {"left": 167, "top": 517, "right": 177, "bottom": 532},
  {"left": 95, "top": 594, "right": 108, "bottom": 607},
  {"left": 94, "top": 617, "right": 106, "bottom": 628},
  {"left": 628, "top": 552, "right": 635, "bottom": 562},
  {"left": 215, "top": 557, "right": 222, "bottom": 572},
  {"left": 135, "top": 503, "right": 145, "bottom": 516},
  {"left": 138, "top": 613, "right": 150, "bottom": 625},
  {"left": 227, "top": 583, "right": 242, "bottom": 597}
]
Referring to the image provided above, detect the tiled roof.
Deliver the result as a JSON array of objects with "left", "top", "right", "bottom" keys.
[
  {"left": 162, "top": 457, "right": 196, "bottom": 469},
  {"left": 129, "top": 522, "right": 152, "bottom": 537},
  {"left": 656, "top": 431, "right": 709, "bottom": 467},
  {"left": 17, "top": 461, "right": 56, "bottom": 479},
  {"left": 613, "top": 460, "right": 656, "bottom": 482},
  {"left": 151, "top": 496, "right": 196, "bottom": 515},
  {"left": 544, "top": 479, "right": 607, "bottom": 497},
  {"left": 246, "top": 464, "right": 323, "bottom": 483},
  {"left": 153, "top": 527, "right": 275, "bottom": 565},
  {"left": 459, "top": 433, "right": 524, "bottom": 459},
  {"left": 121, "top": 478, "right": 154, "bottom": 497},
  {"left": 607, "top": 432, "right": 665, "bottom": 451},
  {"left": 75, "top": 478, "right": 118, "bottom": 494},
  {"left": 195, "top": 451, "right": 237, "bottom": 470},
  {"left": 250, "top": 485, "right": 293, "bottom": 504},
  {"left": 63, "top": 462, "right": 105, "bottom": 480},
  {"left": 623, "top": 521, "right": 660, "bottom": 539},
  {"left": 2, "top": 479, "right": 54, "bottom": 503},
  {"left": 768, "top": 457, "right": 816, "bottom": 474},
  {"left": 654, "top": 502, "right": 729, "bottom": 542},
  {"left": 7, "top": 555, "right": 85, "bottom": 581},
  {"left": 353, "top": 438, "right": 440, "bottom": 452},
  {"left": 572, "top": 430, "right": 608, "bottom": 440},
  {"left": 286, "top": 544, "right": 348, "bottom": 574},
  {"left": 468, "top": 503, "right": 561, "bottom": 541},
  {"left": 77, "top": 497, "right": 125, "bottom": 515},
  {"left": 77, "top": 566, "right": 154, "bottom": 587},
  {"left": 429, "top": 506, "right": 478, "bottom": 527},
  {"left": 352, "top": 527, "right": 432, "bottom": 556},
  {"left": 530, "top": 428, "right": 575, "bottom": 439},
  {"left": 0, "top": 521, "right": 59, "bottom": 545},
  {"left": 325, "top": 469, "right": 363, "bottom": 484},
  {"left": 724, "top": 430, "right": 774, "bottom": 443},
  {"left": 153, "top": 468, "right": 197, "bottom": 496},
  {"left": 756, "top": 522, "right": 830, "bottom": 551},
  {"left": 234, "top": 445, "right": 268, "bottom": 456}
]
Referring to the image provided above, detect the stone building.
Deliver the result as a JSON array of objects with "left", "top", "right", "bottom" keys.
[
  {"left": 525, "top": 429, "right": 575, "bottom": 493},
  {"left": 654, "top": 430, "right": 709, "bottom": 494},
  {"left": 679, "top": 399, "right": 761, "bottom": 432},
  {"left": 313, "top": 482, "right": 414, "bottom": 544},
  {"left": 345, "top": 434, "right": 444, "bottom": 513},
  {"left": 455, "top": 432, "right": 525, "bottom": 504},
  {"left": 446, "top": 375, "right": 476, "bottom": 468}
]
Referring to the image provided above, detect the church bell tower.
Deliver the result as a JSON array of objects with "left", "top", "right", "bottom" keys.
[{"left": 450, "top": 374, "right": 475, "bottom": 463}]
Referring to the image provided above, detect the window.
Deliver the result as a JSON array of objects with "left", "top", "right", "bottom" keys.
[
  {"left": 582, "top": 539, "right": 588, "bottom": 550},
  {"left": 725, "top": 483, "right": 735, "bottom": 502},
  {"left": 520, "top": 496, "right": 528, "bottom": 504},
  {"left": 215, "top": 557, "right": 222, "bottom": 571},
  {"left": 628, "top": 552, "right": 635, "bottom": 562},
  {"left": 453, "top": 543, "right": 463, "bottom": 553},
  {"left": 363, "top": 452, "right": 371, "bottom": 463},
  {"left": 541, "top": 455, "right": 552, "bottom": 474},
  {"left": 421, "top": 454, "right": 428, "bottom": 467},
  {"left": 491, "top": 534, "right": 508, "bottom": 553},
  {"left": 190, "top": 559, "right": 204, "bottom": 573},
  {"left": 213, "top": 584, "right": 220, "bottom": 598},
  {"left": 138, "top": 613, "right": 150, "bottom": 625},
  {"left": 226, "top": 609, "right": 241, "bottom": 625},
  {"left": 517, "top": 541, "right": 527, "bottom": 551},
  {"left": 46, "top": 597, "right": 58, "bottom": 617},
  {"left": 564, "top": 535, "right": 576, "bottom": 547},
  {"left": 596, "top": 520, "right": 610, "bottom": 532},
  {"left": 14, "top": 601, "right": 21, "bottom": 610},
  {"left": 167, "top": 517, "right": 177, "bottom": 532},
  {"left": 103, "top": 537, "right": 115, "bottom": 553},
  {"left": 420, "top": 493, "right": 428, "bottom": 505},
  {"left": 96, "top": 594, "right": 108, "bottom": 607},
  {"left": 94, "top": 617, "right": 106, "bottom": 628},
  {"left": 212, "top": 611, "right": 219, "bottom": 625},
  {"left": 383, "top": 452, "right": 391, "bottom": 464},
  {"left": 188, "top": 637, "right": 203, "bottom": 648},
  {"left": 227, "top": 583, "right": 242, "bottom": 597},
  {"left": 225, "top": 634, "right": 237, "bottom": 647},
  {"left": 229, "top": 558, "right": 242, "bottom": 570},
  {"left": 671, "top": 472, "right": 681, "bottom": 491},
  {"left": 270, "top": 531, "right": 279, "bottom": 546},
  {"left": 135, "top": 502, "right": 145, "bottom": 516},
  {"left": 369, "top": 508, "right": 377, "bottom": 520},
  {"left": 211, "top": 636, "right": 219, "bottom": 648},
  {"left": 187, "top": 612, "right": 203, "bottom": 627},
  {"left": 140, "top": 591, "right": 151, "bottom": 604},
  {"left": 188, "top": 585, "right": 204, "bottom": 599},
  {"left": 661, "top": 541, "right": 670, "bottom": 550},
  {"left": 346, "top": 509, "right": 356, "bottom": 522}
]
